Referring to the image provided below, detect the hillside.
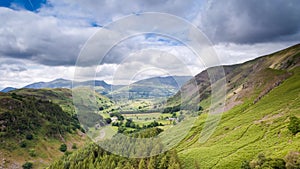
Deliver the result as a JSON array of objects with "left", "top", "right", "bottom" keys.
[
  {"left": 2, "top": 44, "right": 299, "bottom": 169},
  {"left": 169, "top": 44, "right": 300, "bottom": 168},
  {"left": 41, "top": 44, "right": 300, "bottom": 169},
  {"left": 0, "top": 88, "right": 113, "bottom": 169}
]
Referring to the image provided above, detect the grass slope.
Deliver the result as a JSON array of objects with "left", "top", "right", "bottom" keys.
[{"left": 175, "top": 48, "right": 300, "bottom": 168}]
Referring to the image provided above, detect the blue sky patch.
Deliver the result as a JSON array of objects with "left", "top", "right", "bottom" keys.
[{"left": 0, "top": 0, "right": 47, "bottom": 11}]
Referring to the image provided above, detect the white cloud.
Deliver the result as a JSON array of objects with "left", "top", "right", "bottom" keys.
[
  {"left": 0, "top": 0, "right": 299, "bottom": 89},
  {"left": 214, "top": 42, "right": 299, "bottom": 65},
  {"left": 0, "top": 58, "right": 75, "bottom": 89}
]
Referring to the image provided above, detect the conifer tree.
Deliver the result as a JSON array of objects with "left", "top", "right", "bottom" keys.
[{"left": 139, "top": 159, "right": 146, "bottom": 169}]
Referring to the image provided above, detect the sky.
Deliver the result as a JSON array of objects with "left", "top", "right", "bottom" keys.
[{"left": 0, "top": 0, "right": 300, "bottom": 89}]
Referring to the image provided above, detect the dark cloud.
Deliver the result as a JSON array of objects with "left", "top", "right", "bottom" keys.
[
  {"left": 0, "top": 59, "right": 27, "bottom": 72},
  {"left": 201, "top": 0, "right": 300, "bottom": 43},
  {"left": 0, "top": 7, "right": 96, "bottom": 66},
  {"left": 1, "top": 0, "right": 300, "bottom": 69}
]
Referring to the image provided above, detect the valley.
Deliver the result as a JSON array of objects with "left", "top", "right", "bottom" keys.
[{"left": 0, "top": 44, "right": 299, "bottom": 168}]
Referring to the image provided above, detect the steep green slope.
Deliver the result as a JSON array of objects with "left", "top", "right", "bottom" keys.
[{"left": 173, "top": 44, "right": 300, "bottom": 168}]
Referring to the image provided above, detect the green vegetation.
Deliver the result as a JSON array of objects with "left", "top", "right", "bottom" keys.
[
  {"left": 288, "top": 116, "right": 300, "bottom": 135},
  {"left": 240, "top": 152, "right": 300, "bottom": 169},
  {"left": 0, "top": 92, "right": 80, "bottom": 142},
  {"left": 59, "top": 143, "right": 67, "bottom": 152},
  {"left": 49, "top": 143, "right": 181, "bottom": 169},
  {"left": 48, "top": 128, "right": 181, "bottom": 169},
  {"left": 28, "top": 149, "right": 37, "bottom": 157},
  {"left": 2, "top": 44, "right": 300, "bottom": 168},
  {"left": 72, "top": 143, "right": 77, "bottom": 149},
  {"left": 285, "top": 151, "right": 300, "bottom": 168},
  {"left": 175, "top": 45, "right": 300, "bottom": 168},
  {"left": 22, "top": 162, "right": 33, "bottom": 169},
  {"left": 0, "top": 88, "right": 96, "bottom": 168}
]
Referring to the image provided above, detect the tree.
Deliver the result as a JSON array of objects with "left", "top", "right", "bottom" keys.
[
  {"left": 26, "top": 134, "right": 33, "bottom": 140},
  {"left": 59, "top": 143, "right": 67, "bottom": 152},
  {"left": 158, "top": 155, "right": 168, "bottom": 169},
  {"left": 72, "top": 143, "right": 77, "bottom": 149},
  {"left": 117, "top": 126, "right": 126, "bottom": 133},
  {"left": 123, "top": 162, "right": 134, "bottom": 169},
  {"left": 105, "top": 118, "right": 112, "bottom": 124},
  {"left": 285, "top": 151, "right": 300, "bottom": 169},
  {"left": 261, "top": 158, "right": 285, "bottom": 169},
  {"left": 22, "top": 162, "right": 33, "bottom": 169},
  {"left": 138, "top": 159, "right": 146, "bottom": 169},
  {"left": 240, "top": 160, "right": 251, "bottom": 169},
  {"left": 168, "top": 151, "right": 180, "bottom": 169},
  {"left": 288, "top": 116, "right": 300, "bottom": 135},
  {"left": 28, "top": 149, "right": 36, "bottom": 157},
  {"left": 148, "top": 157, "right": 156, "bottom": 169},
  {"left": 20, "top": 141, "right": 27, "bottom": 148}
]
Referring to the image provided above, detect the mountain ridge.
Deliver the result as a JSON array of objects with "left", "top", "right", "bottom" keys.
[{"left": 171, "top": 43, "right": 300, "bottom": 168}]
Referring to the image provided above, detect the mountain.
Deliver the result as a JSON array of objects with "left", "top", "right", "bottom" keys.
[
  {"left": 0, "top": 87, "right": 16, "bottom": 93},
  {"left": 6, "top": 76, "right": 190, "bottom": 100},
  {"left": 22, "top": 78, "right": 113, "bottom": 95},
  {"left": 23, "top": 78, "right": 72, "bottom": 89},
  {"left": 23, "top": 78, "right": 111, "bottom": 90},
  {"left": 35, "top": 44, "right": 300, "bottom": 169},
  {"left": 166, "top": 44, "right": 300, "bottom": 168},
  {"left": 134, "top": 76, "right": 192, "bottom": 88},
  {"left": 109, "top": 76, "right": 192, "bottom": 100}
]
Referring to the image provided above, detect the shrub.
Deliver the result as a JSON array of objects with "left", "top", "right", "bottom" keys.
[
  {"left": 288, "top": 116, "right": 300, "bottom": 135},
  {"left": 240, "top": 160, "right": 251, "bottom": 169},
  {"left": 22, "top": 162, "right": 33, "bottom": 169},
  {"left": 105, "top": 118, "right": 112, "bottom": 124},
  {"left": 261, "top": 158, "right": 286, "bottom": 169},
  {"left": 20, "top": 141, "right": 27, "bottom": 148},
  {"left": 64, "top": 151, "right": 72, "bottom": 156},
  {"left": 72, "top": 143, "right": 77, "bottom": 149},
  {"left": 26, "top": 134, "right": 33, "bottom": 140},
  {"left": 285, "top": 151, "right": 300, "bottom": 169},
  {"left": 28, "top": 149, "right": 36, "bottom": 157},
  {"left": 117, "top": 126, "right": 126, "bottom": 133},
  {"left": 59, "top": 143, "right": 67, "bottom": 152}
]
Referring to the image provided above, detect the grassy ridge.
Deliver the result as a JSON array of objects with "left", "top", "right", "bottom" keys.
[{"left": 176, "top": 67, "right": 300, "bottom": 169}]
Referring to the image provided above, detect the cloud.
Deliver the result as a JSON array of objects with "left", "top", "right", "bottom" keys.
[
  {"left": 41, "top": 0, "right": 202, "bottom": 24},
  {"left": 0, "top": 0, "right": 300, "bottom": 88},
  {"left": 0, "top": 58, "right": 75, "bottom": 89},
  {"left": 198, "top": 0, "right": 300, "bottom": 44},
  {"left": 213, "top": 41, "right": 300, "bottom": 65},
  {"left": 0, "top": 7, "right": 97, "bottom": 66},
  {"left": 0, "top": 59, "right": 27, "bottom": 72}
]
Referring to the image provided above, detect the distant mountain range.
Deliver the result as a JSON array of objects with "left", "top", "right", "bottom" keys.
[
  {"left": 0, "top": 87, "right": 16, "bottom": 93},
  {"left": 107, "top": 76, "right": 192, "bottom": 100},
  {"left": 1, "top": 76, "right": 192, "bottom": 99},
  {"left": 0, "top": 78, "right": 112, "bottom": 93}
]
